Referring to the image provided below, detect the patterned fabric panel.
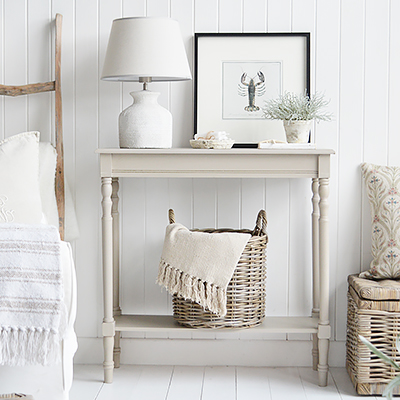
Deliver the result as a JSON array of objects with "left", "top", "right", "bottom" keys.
[{"left": 360, "top": 163, "right": 400, "bottom": 279}]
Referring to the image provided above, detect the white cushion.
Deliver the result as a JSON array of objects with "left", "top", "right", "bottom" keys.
[
  {"left": 0, "top": 132, "right": 43, "bottom": 224},
  {"left": 39, "top": 142, "right": 80, "bottom": 242}
]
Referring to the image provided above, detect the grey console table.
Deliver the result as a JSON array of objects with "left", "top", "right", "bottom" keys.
[{"left": 96, "top": 148, "right": 334, "bottom": 387}]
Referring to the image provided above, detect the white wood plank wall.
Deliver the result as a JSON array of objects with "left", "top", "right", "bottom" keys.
[{"left": 0, "top": 0, "right": 399, "bottom": 366}]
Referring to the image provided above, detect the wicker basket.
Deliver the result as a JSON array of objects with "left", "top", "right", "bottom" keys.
[
  {"left": 170, "top": 209, "right": 268, "bottom": 329},
  {"left": 346, "top": 274, "right": 400, "bottom": 395}
]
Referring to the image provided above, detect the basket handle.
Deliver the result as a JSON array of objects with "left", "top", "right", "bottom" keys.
[
  {"left": 252, "top": 210, "right": 267, "bottom": 236},
  {"left": 168, "top": 209, "right": 176, "bottom": 224}
]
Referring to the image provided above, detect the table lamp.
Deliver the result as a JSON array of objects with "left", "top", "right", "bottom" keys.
[{"left": 101, "top": 17, "right": 192, "bottom": 148}]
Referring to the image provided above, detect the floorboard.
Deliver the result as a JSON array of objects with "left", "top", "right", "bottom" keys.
[
  {"left": 66, "top": 365, "right": 385, "bottom": 399},
  {"left": 167, "top": 366, "right": 204, "bottom": 400},
  {"left": 201, "top": 366, "right": 236, "bottom": 400}
]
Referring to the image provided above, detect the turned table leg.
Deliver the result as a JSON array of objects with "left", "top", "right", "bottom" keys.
[
  {"left": 311, "top": 178, "right": 320, "bottom": 371},
  {"left": 318, "top": 177, "right": 331, "bottom": 387},
  {"left": 102, "top": 177, "right": 115, "bottom": 383}
]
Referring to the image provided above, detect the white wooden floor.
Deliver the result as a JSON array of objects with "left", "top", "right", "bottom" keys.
[{"left": 69, "top": 365, "right": 380, "bottom": 400}]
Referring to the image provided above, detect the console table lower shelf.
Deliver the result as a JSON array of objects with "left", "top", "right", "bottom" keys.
[{"left": 114, "top": 315, "right": 319, "bottom": 334}]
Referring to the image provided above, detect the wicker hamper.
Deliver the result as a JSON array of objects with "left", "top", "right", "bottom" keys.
[
  {"left": 170, "top": 209, "right": 268, "bottom": 329},
  {"left": 346, "top": 274, "right": 400, "bottom": 395}
]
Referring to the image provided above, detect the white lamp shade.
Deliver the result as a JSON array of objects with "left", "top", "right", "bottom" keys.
[{"left": 101, "top": 17, "right": 192, "bottom": 82}]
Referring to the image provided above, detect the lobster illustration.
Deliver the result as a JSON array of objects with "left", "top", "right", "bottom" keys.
[{"left": 238, "top": 71, "right": 266, "bottom": 112}]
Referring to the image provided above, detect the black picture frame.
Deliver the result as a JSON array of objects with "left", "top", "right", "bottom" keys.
[{"left": 194, "top": 32, "right": 311, "bottom": 148}]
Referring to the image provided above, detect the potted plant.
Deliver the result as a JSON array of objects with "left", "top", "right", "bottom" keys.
[{"left": 262, "top": 91, "right": 332, "bottom": 143}]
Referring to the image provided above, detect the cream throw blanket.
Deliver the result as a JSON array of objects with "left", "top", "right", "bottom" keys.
[
  {"left": 0, "top": 224, "right": 65, "bottom": 366},
  {"left": 157, "top": 223, "right": 251, "bottom": 316}
]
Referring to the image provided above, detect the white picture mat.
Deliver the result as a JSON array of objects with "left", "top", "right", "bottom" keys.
[
  {"left": 196, "top": 35, "right": 308, "bottom": 144},
  {"left": 222, "top": 61, "right": 282, "bottom": 120}
]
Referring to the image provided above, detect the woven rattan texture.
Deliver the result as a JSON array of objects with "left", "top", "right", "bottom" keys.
[
  {"left": 346, "top": 286, "right": 400, "bottom": 395},
  {"left": 349, "top": 273, "right": 400, "bottom": 302},
  {"left": 172, "top": 210, "right": 268, "bottom": 329}
]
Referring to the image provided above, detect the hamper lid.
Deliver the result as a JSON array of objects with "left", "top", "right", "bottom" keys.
[{"left": 348, "top": 274, "right": 400, "bottom": 301}]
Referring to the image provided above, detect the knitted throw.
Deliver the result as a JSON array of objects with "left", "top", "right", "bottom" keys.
[
  {"left": 157, "top": 223, "right": 251, "bottom": 317},
  {"left": 0, "top": 224, "right": 65, "bottom": 366}
]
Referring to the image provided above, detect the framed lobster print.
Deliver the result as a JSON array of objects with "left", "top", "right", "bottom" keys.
[{"left": 194, "top": 33, "right": 310, "bottom": 147}]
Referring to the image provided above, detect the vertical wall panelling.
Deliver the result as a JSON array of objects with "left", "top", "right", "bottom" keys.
[
  {"left": 121, "top": 178, "right": 146, "bottom": 340},
  {"left": 74, "top": 0, "right": 100, "bottom": 337},
  {"left": 219, "top": 0, "right": 242, "bottom": 32},
  {"left": 143, "top": 179, "right": 170, "bottom": 316},
  {"left": 27, "top": 2, "right": 51, "bottom": 142},
  {"left": 4, "top": 0, "right": 27, "bottom": 137},
  {"left": 261, "top": 179, "right": 289, "bottom": 341},
  {"left": 267, "top": 0, "right": 291, "bottom": 32},
  {"left": 336, "top": 0, "right": 365, "bottom": 341},
  {"left": 170, "top": 0, "right": 194, "bottom": 148},
  {"left": 288, "top": 0, "right": 315, "bottom": 341},
  {"left": 194, "top": 0, "right": 218, "bottom": 33},
  {"left": 243, "top": 0, "right": 267, "bottom": 32},
  {"left": 314, "top": 0, "right": 340, "bottom": 340},
  {"left": 363, "top": 0, "right": 389, "bottom": 164},
  {"left": 388, "top": 0, "right": 400, "bottom": 166},
  {"left": 3, "top": 0, "right": 400, "bottom": 366},
  {"left": 0, "top": 0, "right": 4, "bottom": 139},
  {"left": 98, "top": 0, "right": 121, "bottom": 149}
]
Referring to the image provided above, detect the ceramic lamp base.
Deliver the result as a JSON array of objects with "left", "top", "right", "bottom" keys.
[{"left": 119, "top": 90, "right": 172, "bottom": 148}]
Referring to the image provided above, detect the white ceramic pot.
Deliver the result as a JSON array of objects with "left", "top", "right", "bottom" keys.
[
  {"left": 119, "top": 91, "right": 172, "bottom": 148},
  {"left": 283, "top": 120, "right": 312, "bottom": 143}
]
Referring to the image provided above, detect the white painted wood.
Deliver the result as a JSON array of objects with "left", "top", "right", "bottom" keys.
[
  {"left": 194, "top": 0, "right": 218, "bottom": 32},
  {"left": 388, "top": 0, "right": 400, "bottom": 166},
  {"left": 219, "top": 0, "right": 242, "bottom": 32},
  {"left": 236, "top": 366, "right": 271, "bottom": 400},
  {"left": 95, "top": 365, "right": 142, "bottom": 400},
  {"left": 2, "top": 0, "right": 400, "bottom": 379},
  {"left": 114, "top": 315, "right": 319, "bottom": 333},
  {"left": 261, "top": 179, "right": 289, "bottom": 341},
  {"left": 99, "top": 0, "right": 121, "bottom": 149},
  {"left": 243, "top": 0, "right": 267, "bottom": 32},
  {"left": 202, "top": 366, "right": 236, "bottom": 400},
  {"left": 170, "top": 0, "right": 194, "bottom": 148},
  {"left": 267, "top": 368, "right": 307, "bottom": 399},
  {"left": 74, "top": 0, "right": 101, "bottom": 340},
  {"left": 27, "top": 3, "right": 51, "bottom": 142},
  {"left": 267, "top": 0, "right": 291, "bottom": 32},
  {"left": 0, "top": 0, "right": 3, "bottom": 140},
  {"left": 240, "top": 178, "right": 264, "bottom": 229},
  {"left": 363, "top": 0, "right": 389, "bottom": 165},
  {"left": 336, "top": 0, "right": 365, "bottom": 342},
  {"left": 128, "top": 365, "right": 173, "bottom": 400},
  {"left": 217, "top": 179, "right": 240, "bottom": 228},
  {"left": 69, "top": 364, "right": 104, "bottom": 400},
  {"left": 71, "top": 365, "right": 378, "bottom": 400},
  {"left": 298, "top": 367, "right": 342, "bottom": 399},
  {"left": 314, "top": 0, "right": 340, "bottom": 342},
  {"left": 167, "top": 366, "right": 204, "bottom": 400},
  {"left": 144, "top": 178, "right": 170, "bottom": 316},
  {"left": 4, "top": 0, "right": 27, "bottom": 136}
]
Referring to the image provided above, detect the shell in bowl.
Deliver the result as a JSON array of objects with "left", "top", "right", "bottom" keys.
[{"left": 190, "top": 139, "right": 235, "bottom": 149}]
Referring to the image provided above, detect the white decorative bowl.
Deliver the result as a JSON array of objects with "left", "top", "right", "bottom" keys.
[{"left": 190, "top": 139, "right": 235, "bottom": 149}]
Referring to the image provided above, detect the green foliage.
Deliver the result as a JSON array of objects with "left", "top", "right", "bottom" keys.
[
  {"left": 262, "top": 91, "right": 332, "bottom": 122},
  {"left": 359, "top": 335, "right": 400, "bottom": 400}
]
